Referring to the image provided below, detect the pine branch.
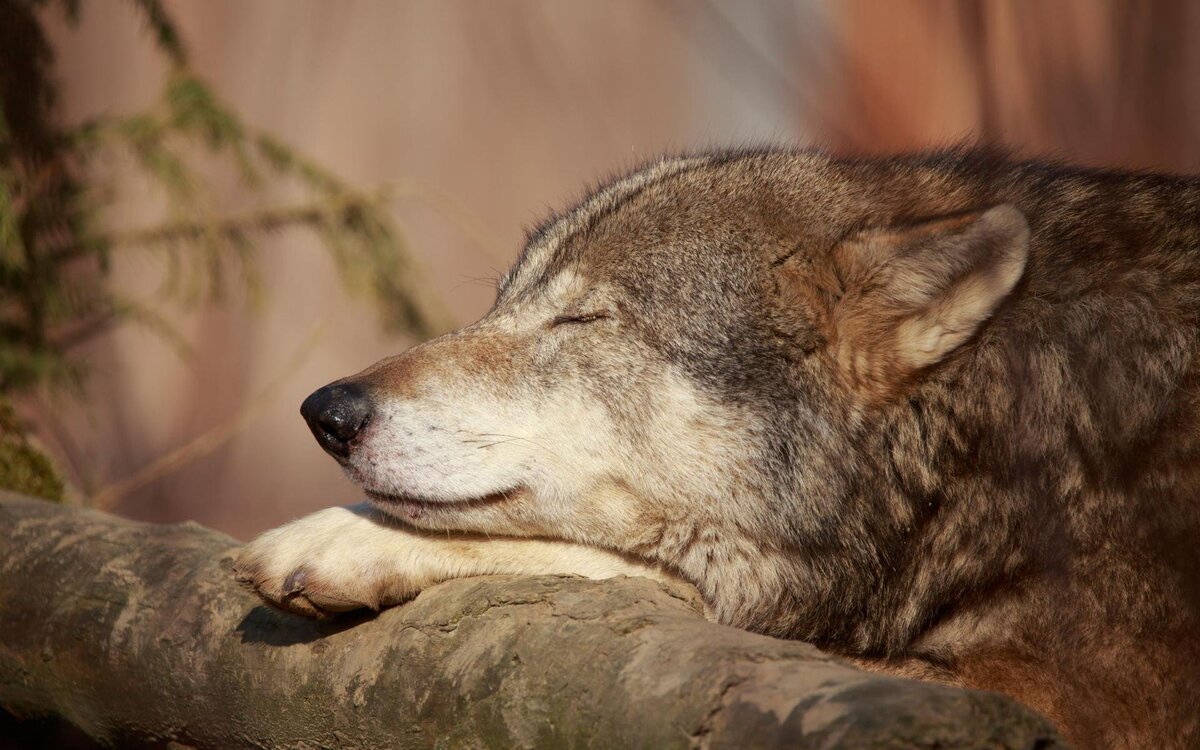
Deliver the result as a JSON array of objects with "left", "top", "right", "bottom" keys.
[
  {"left": 0, "top": 0, "right": 455, "bottom": 417},
  {"left": 123, "top": 0, "right": 188, "bottom": 68}
]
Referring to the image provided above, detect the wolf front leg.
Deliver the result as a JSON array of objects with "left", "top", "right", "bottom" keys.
[{"left": 233, "top": 504, "right": 685, "bottom": 618}]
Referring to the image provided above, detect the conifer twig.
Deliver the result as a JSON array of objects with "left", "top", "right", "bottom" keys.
[{"left": 89, "top": 324, "right": 327, "bottom": 511}]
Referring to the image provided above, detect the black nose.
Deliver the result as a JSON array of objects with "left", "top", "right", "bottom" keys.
[{"left": 300, "top": 382, "right": 373, "bottom": 459}]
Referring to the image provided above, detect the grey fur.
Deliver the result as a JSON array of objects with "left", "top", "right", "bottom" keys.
[{"left": 245, "top": 148, "right": 1200, "bottom": 749}]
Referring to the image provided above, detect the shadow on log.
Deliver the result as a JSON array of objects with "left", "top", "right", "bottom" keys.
[{"left": 0, "top": 493, "right": 1063, "bottom": 748}]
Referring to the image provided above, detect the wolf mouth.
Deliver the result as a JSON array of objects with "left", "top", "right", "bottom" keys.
[{"left": 365, "top": 486, "right": 527, "bottom": 517}]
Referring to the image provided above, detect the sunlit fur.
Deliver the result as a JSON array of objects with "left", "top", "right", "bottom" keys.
[{"left": 237, "top": 148, "right": 1200, "bottom": 749}]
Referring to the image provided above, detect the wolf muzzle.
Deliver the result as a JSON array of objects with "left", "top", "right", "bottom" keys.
[{"left": 300, "top": 382, "right": 372, "bottom": 459}]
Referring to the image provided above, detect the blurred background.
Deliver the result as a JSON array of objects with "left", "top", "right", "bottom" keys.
[{"left": 3, "top": 0, "right": 1199, "bottom": 539}]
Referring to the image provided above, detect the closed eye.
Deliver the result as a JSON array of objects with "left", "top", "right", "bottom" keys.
[{"left": 550, "top": 312, "right": 611, "bottom": 327}]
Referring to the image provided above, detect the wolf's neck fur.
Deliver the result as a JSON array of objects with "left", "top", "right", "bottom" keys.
[{"left": 837, "top": 242, "right": 1200, "bottom": 746}]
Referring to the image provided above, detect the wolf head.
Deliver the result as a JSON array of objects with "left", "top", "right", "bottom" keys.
[{"left": 300, "top": 150, "right": 1029, "bottom": 640}]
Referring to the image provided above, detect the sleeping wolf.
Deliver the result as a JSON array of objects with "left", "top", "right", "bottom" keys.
[{"left": 235, "top": 149, "right": 1200, "bottom": 748}]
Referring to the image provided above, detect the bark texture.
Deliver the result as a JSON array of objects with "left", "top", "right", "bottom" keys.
[{"left": 0, "top": 494, "right": 1062, "bottom": 749}]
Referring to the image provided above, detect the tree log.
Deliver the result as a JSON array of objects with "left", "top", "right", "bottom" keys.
[{"left": 0, "top": 494, "right": 1062, "bottom": 748}]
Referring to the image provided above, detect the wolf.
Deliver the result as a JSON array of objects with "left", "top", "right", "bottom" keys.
[{"left": 235, "top": 148, "right": 1200, "bottom": 749}]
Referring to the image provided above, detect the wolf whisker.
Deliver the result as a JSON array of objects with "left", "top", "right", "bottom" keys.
[{"left": 476, "top": 432, "right": 562, "bottom": 460}]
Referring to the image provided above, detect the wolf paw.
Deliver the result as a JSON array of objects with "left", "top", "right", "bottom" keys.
[{"left": 232, "top": 505, "right": 416, "bottom": 619}]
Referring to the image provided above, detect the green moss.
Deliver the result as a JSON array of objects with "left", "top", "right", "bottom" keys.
[{"left": 0, "top": 399, "right": 64, "bottom": 502}]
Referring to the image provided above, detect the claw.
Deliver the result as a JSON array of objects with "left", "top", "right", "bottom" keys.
[
  {"left": 283, "top": 568, "right": 308, "bottom": 595},
  {"left": 232, "top": 559, "right": 259, "bottom": 590}
]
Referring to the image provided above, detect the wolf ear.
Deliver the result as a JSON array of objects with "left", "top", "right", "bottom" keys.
[{"left": 824, "top": 204, "right": 1029, "bottom": 394}]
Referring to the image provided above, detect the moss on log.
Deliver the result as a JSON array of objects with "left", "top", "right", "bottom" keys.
[
  {"left": 0, "top": 402, "right": 64, "bottom": 502},
  {"left": 0, "top": 493, "right": 1063, "bottom": 748}
]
